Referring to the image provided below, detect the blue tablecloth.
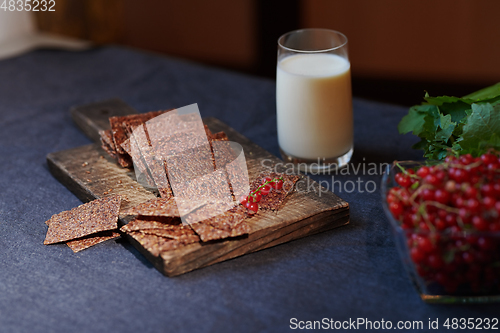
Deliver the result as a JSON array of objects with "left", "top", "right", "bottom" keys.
[{"left": 0, "top": 46, "right": 498, "bottom": 333}]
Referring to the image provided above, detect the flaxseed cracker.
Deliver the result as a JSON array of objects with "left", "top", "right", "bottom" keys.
[
  {"left": 109, "top": 110, "right": 169, "bottom": 155},
  {"left": 127, "top": 231, "right": 182, "bottom": 257},
  {"left": 212, "top": 131, "right": 229, "bottom": 141},
  {"left": 66, "top": 231, "right": 120, "bottom": 253},
  {"left": 165, "top": 143, "right": 215, "bottom": 185},
  {"left": 182, "top": 201, "right": 235, "bottom": 224},
  {"left": 211, "top": 140, "right": 249, "bottom": 199},
  {"left": 138, "top": 228, "right": 199, "bottom": 244},
  {"left": 131, "top": 124, "right": 173, "bottom": 198},
  {"left": 175, "top": 169, "right": 233, "bottom": 205},
  {"left": 188, "top": 205, "right": 249, "bottom": 242},
  {"left": 112, "top": 110, "right": 172, "bottom": 169},
  {"left": 120, "top": 217, "right": 179, "bottom": 232},
  {"left": 121, "top": 197, "right": 208, "bottom": 217},
  {"left": 124, "top": 134, "right": 156, "bottom": 188},
  {"left": 44, "top": 195, "right": 121, "bottom": 245},
  {"left": 250, "top": 173, "right": 300, "bottom": 211},
  {"left": 99, "top": 129, "right": 118, "bottom": 159},
  {"left": 153, "top": 131, "right": 209, "bottom": 159},
  {"left": 122, "top": 218, "right": 199, "bottom": 242},
  {"left": 99, "top": 129, "right": 115, "bottom": 148}
]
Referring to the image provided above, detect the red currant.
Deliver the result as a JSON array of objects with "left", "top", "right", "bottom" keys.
[
  {"left": 261, "top": 176, "right": 272, "bottom": 184},
  {"left": 260, "top": 184, "right": 272, "bottom": 195},
  {"left": 396, "top": 173, "right": 412, "bottom": 187},
  {"left": 417, "top": 236, "right": 435, "bottom": 254},
  {"left": 246, "top": 202, "right": 258, "bottom": 214},
  {"left": 389, "top": 202, "right": 403, "bottom": 217},
  {"left": 459, "top": 154, "right": 473, "bottom": 165},
  {"left": 435, "top": 218, "right": 447, "bottom": 230},
  {"left": 481, "top": 153, "right": 497, "bottom": 164},
  {"left": 481, "top": 184, "right": 495, "bottom": 197},
  {"left": 445, "top": 214, "right": 457, "bottom": 227},
  {"left": 478, "top": 237, "right": 495, "bottom": 251},
  {"left": 444, "top": 180, "right": 457, "bottom": 193},
  {"left": 464, "top": 186, "right": 478, "bottom": 199},
  {"left": 434, "top": 189, "right": 450, "bottom": 204},
  {"left": 445, "top": 155, "right": 457, "bottom": 163},
  {"left": 248, "top": 192, "right": 262, "bottom": 203},
  {"left": 420, "top": 188, "right": 435, "bottom": 201},
  {"left": 482, "top": 196, "right": 495, "bottom": 209},
  {"left": 387, "top": 151, "right": 500, "bottom": 295},
  {"left": 410, "top": 247, "right": 426, "bottom": 264},
  {"left": 427, "top": 254, "right": 444, "bottom": 269},
  {"left": 239, "top": 195, "right": 248, "bottom": 206},
  {"left": 472, "top": 216, "right": 488, "bottom": 231},
  {"left": 467, "top": 198, "right": 480, "bottom": 213},
  {"left": 425, "top": 174, "right": 440, "bottom": 186},
  {"left": 417, "top": 166, "right": 430, "bottom": 178},
  {"left": 451, "top": 168, "right": 468, "bottom": 183}
]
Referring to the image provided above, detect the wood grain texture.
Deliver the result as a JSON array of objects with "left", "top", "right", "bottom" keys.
[
  {"left": 35, "top": 0, "right": 124, "bottom": 44},
  {"left": 47, "top": 100, "right": 349, "bottom": 276},
  {"left": 70, "top": 98, "right": 137, "bottom": 142}
]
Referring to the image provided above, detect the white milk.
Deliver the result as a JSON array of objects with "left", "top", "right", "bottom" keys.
[{"left": 276, "top": 53, "right": 353, "bottom": 160}]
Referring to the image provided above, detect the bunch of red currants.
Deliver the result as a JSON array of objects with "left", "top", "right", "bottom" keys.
[
  {"left": 239, "top": 176, "right": 284, "bottom": 215},
  {"left": 386, "top": 153, "right": 500, "bottom": 295}
]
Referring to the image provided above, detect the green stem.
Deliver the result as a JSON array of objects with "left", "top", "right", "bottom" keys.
[
  {"left": 249, "top": 176, "right": 284, "bottom": 198},
  {"left": 395, "top": 162, "right": 419, "bottom": 179}
]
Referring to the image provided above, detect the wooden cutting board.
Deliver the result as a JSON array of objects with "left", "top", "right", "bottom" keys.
[{"left": 47, "top": 99, "right": 349, "bottom": 276}]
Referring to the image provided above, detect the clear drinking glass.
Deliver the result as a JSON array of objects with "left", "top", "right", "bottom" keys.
[{"left": 277, "top": 29, "right": 353, "bottom": 173}]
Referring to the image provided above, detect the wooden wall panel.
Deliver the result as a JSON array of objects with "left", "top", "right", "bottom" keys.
[
  {"left": 301, "top": 0, "right": 500, "bottom": 83},
  {"left": 35, "top": 0, "right": 123, "bottom": 43},
  {"left": 35, "top": 0, "right": 499, "bottom": 83},
  {"left": 35, "top": 0, "right": 257, "bottom": 70},
  {"left": 121, "top": 0, "right": 257, "bottom": 69}
]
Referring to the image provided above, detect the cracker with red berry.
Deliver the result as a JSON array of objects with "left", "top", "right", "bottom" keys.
[{"left": 239, "top": 173, "right": 300, "bottom": 214}]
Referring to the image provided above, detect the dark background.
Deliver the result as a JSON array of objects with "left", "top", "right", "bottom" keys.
[{"left": 34, "top": 0, "right": 500, "bottom": 107}]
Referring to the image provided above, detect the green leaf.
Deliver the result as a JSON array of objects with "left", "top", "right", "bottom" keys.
[
  {"left": 412, "top": 138, "right": 429, "bottom": 151},
  {"left": 398, "top": 106, "right": 426, "bottom": 135},
  {"left": 398, "top": 104, "right": 439, "bottom": 136},
  {"left": 399, "top": 83, "right": 500, "bottom": 160},
  {"left": 419, "top": 106, "right": 440, "bottom": 140},
  {"left": 463, "top": 82, "right": 500, "bottom": 101},
  {"left": 459, "top": 103, "right": 500, "bottom": 156},
  {"left": 452, "top": 121, "right": 465, "bottom": 137},
  {"left": 425, "top": 95, "right": 474, "bottom": 106},
  {"left": 451, "top": 141, "right": 462, "bottom": 154},
  {"left": 436, "top": 150, "right": 449, "bottom": 160},
  {"left": 437, "top": 101, "right": 470, "bottom": 123},
  {"left": 435, "top": 113, "right": 455, "bottom": 143},
  {"left": 424, "top": 141, "right": 452, "bottom": 160}
]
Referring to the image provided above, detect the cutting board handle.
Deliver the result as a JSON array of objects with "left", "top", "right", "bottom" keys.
[{"left": 71, "top": 98, "right": 137, "bottom": 142}]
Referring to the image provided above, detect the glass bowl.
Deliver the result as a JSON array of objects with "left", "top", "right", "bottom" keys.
[{"left": 381, "top": 161, "right": 500, "bottom": 303}]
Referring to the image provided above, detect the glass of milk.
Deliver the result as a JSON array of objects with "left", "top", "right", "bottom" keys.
[{"left": 277, "top": 29, "right": 353, "bottom": 173}]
